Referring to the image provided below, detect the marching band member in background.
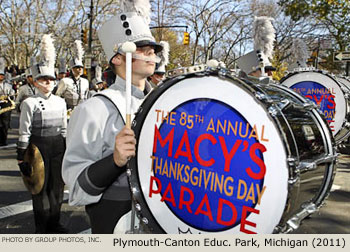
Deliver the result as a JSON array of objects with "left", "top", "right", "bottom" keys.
[
  {"left": 237, "top": 16, "right": 276, "bottom": 80},
  {"left": 62, "top": 0, "right": 163, "bottom": 233},
  {"left": 148, "top": 41, "right": 169, "bottom": 88},
  {"left": 287, "top": 38, "right": 309, "bottom": 71},
  {"left": 0, "top": 57, "right": 15, "bottom": 146},
  {"left": 55, "top": 40, "right": 89, "bottom": 110},
  {"left": 16, "top": 59, "right": 37, "bottom": 111},
  {"left": 52, "top": 57, "right": 67, "bottom": 94},
  {"left": 89, "top": 65, "right": 104, "bottom": 97},
  {"left": 57, "top": 57, "right": 67, "bottom": 82},
  {"left": 17, "top": 34, "right": 67, "bottom": 234}
]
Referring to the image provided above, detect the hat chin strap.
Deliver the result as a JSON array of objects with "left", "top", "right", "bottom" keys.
[
  {"left": 120, "top": 52, "right": 161, "bottom": 64},
  {"left": 36, "top": 81, "right": 54, "bottom": 93}
]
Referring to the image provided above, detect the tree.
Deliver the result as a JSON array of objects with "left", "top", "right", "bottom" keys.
[
  {"left": 278, "top": 0, "right": 350, "bottom": 50},
  {"left": 0, "top": 0, "right": 120, "bottom": 70}
]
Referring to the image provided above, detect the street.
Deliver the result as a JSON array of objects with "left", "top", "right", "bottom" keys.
[{"left": 0, "top": 112, "right": 349, "bottom": 234}]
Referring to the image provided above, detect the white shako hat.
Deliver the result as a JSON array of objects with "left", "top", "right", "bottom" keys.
[
  {"left": 288, "top": 38, "right": 309, "bottom": 71},
  {"left": 154, "top": 41, "right": 169, "bottom": 74},
  {"left": 25, "top": 57, "right": 37, "bottom": 77},
  {"left": 0, "top": 57, "right": 5, "bottom": 75},
  {"left": 97, "top": 0, "right": 163, "bottom": 63},
  {"left": 69, "top": 40, "right": 84, "bottom": 68},
  {"left": 237, "top": 16, "right": 276, "bottom": 74},
  {"left": 59, "top": 57, "right": 67, "bottom": 73},
  {"left": 92, "top": 65, "right": 103, "bottom": 86},
  {"left": 31, "top": 34, "right": 56, "bottom": 80}
]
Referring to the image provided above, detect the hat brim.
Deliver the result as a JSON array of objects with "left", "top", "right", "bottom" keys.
[
  {"left": 154, "top": 71, "right": 166, "bottom": 75},
  {"left": 135, "top": 40, "right": 163, "bottom": 53},
  {"left": 35, "top": 74, "right": 56, "bottom": 81}
]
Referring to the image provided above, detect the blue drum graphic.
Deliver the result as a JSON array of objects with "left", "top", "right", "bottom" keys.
[{"left": 151, "top": 99, "right": 265, "bottom": 231}]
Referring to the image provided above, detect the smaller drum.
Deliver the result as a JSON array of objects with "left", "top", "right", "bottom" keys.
[{"left": 280, "top": 68, "right": 350, "bottom": 144}]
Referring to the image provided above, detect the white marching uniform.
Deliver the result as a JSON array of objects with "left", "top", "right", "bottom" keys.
[
  {"left": 17, "top": 91, "right": 67, "bottom": 233},
  {"left": 17, "top": 92, "right": 67, "bottom": 150},
  {"left": 62, "top": 76, "right": 152, "bottom": 233},
  {"left": 55, "top": 76, "right": 89, "bottom": 109},
  {"left": 0, "top": 81, "right": 15, "bottom": 145}
]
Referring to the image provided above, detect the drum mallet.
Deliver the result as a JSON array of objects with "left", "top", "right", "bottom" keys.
[{"left": 121, "top": 41, "right": 137, "bottom": 129}]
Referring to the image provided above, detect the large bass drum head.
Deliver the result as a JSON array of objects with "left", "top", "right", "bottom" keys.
[
  {"left": 129, "top": 72, "right": 289, "bottom": 234},
  {"left": 281, "top": 71, "right": 345, "bottom": 136}
]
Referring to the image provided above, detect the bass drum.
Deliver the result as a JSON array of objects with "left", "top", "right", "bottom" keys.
[
  {"left": 280, "top": 69, "right": 350, "bottom": 144},
  {"left": 128, "top": 70, "right": 337, "bottom": 234}
]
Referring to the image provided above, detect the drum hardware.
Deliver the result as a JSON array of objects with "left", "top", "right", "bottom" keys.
[
  {"left": 126, "top": 203, "right": 136, "bottom": 234},
  {"left": 279, "top": 100, "right": 318, "bottom": 113},
  {"left": 284, "top": 203, "right": 317, "bottom": 233},
  {"left": 255, "top": 91, "right": 273, "bottom": 103},
  {"left": 288, "top": 176, "right": 299, "bottom": 185},
  {"left": 255, "top": 91, "right": 267, "bottom": 100},
  {"left": 268, "top": 105, "right": 279, "bottom": 116},
  {"left": 289, "top": 67, "right": 315, "bottom": 73},
  {"left": 341, "top": 90, "right": 349, "bottom": 97},
  {"left": 286, "top": 157, "right": 300, "bottom": 185},
  {"left": 297, "top": 154, "right": 338, "bottom": 172}
]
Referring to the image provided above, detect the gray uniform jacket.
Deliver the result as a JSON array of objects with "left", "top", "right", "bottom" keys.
[
  {"left": 15, "top": 84, "right": 37, "bottom": 107},
  {"left": 17, "top": 92, "right": 67, "bottom": 150},
  {"left": 55, "top": 76, "right": 89, "bottom": 108},
  {"left": 0, "top": 81, "right": 15, "bottom": 96},
  {"left": 62, "top": 76, "right": 151, "bottom": 206}
]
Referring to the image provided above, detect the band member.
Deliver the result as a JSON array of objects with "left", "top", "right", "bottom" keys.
[
  {"left": 62, "top": 0, "right": 163, "bottom": 233},
  {"left": 287, "top": 38, "right": 309, "bottom": 71},
  {"left": 17, "top": 34, "right": 67, "bottom": 233},
  {"left": 0, "top": 57, "right": 15, "bottom": 146},
  {"left": 55, "top": 40, "right": 89, "bottom": 110},
  {"left": 53, "top": 57, "right": 67, "bottom": 95},
  {"left": 15, "top": 64, "right": 37, "bottom": 111},
  {"left": 148, "top": 41, "right": 169, "bottom": 88},
  {"left": 57, "top": 57, "right": 67, "bottom": 81},
  {"left": 89, "top": 65, "right": 104, "bottom": 97},
  {"left": 237, "top": 16, "right": 276, "bottom": 80}
]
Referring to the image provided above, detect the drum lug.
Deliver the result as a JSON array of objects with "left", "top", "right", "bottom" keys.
[
  {"left": 297, "top": 161, "right": 316, "bottom": 172},
  {"left": 277, "top": 100, "right": 317, "bottom": 112},
  {"left": 268, "top": 105, "right": 279, "bottom": 116},
  {"left": 303, "top": 102, "right": 318, "bottom": 110},
  {"left": 277, "top": 99, "right": 290, "bottom": 111},
  {"left": 255, "top": 91, "right": 272, "bottom": 103},
  {"left": 287, "top": 157, "right": 299, "bottom": 185},
  {"left": 285, "top": 203, "right": 317, "bottom": 233}
]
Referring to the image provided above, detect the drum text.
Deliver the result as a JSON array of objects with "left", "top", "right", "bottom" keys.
[{"left": 206, "top": 119, "right": 269, "bottom": 142}]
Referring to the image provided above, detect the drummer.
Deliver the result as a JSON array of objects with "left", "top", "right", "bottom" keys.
[
  {"left": 237, "top": 16, "right": 276, "bottom": 80},
  {"left": 62, "top": 0, "right": 163, "bottom": 234}
]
